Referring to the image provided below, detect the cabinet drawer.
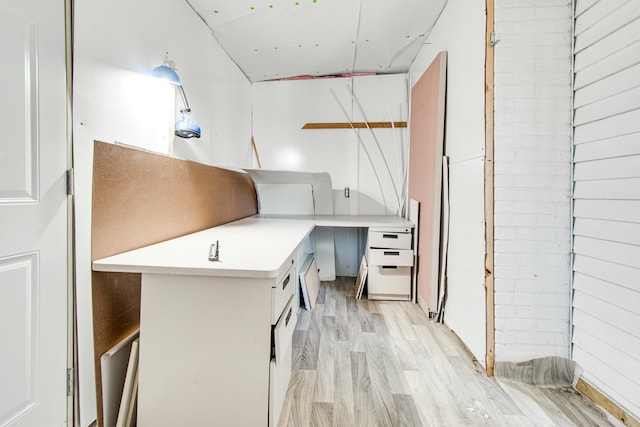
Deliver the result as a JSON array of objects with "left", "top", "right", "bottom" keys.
[
  {"left": 367, "top": 265, "right": 411, "bottom": 300},
  {"left": 367, "top": 248, "right": 413, "bottom": 267},
  {"left": 271, "top": 264, "right": 295, "bottom": 324},
  {"left": 368, "top": 231, "right": 412, "bottom": 249},
  {"left": 272, "top": 295, "right": 297, "bottom": 364}
]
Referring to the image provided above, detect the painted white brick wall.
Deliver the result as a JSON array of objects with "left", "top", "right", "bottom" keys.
[{"left": 493, "top": 0, "right": 573, "bottom": 362}]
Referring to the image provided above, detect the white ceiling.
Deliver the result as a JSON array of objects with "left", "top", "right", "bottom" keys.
[{"left": 187, "top": 0, "right": 448, "bottom": 82}]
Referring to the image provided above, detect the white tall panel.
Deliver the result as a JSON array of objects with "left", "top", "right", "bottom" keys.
[
  {"left": 573, "top": 2, "right": 640, "bottom": 420},
  {"left": 444, "top": 158, "right": 487, "bottom": 363}
]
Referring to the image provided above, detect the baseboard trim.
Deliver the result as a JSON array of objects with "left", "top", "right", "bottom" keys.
[{"left": 576, "top": 378, "right": 640, "bottom": 427}]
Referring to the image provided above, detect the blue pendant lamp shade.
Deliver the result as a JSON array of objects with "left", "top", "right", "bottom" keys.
[
  {"left": 150, "top": 64, "right": 201, "bottom": 139},
  {"left": 150, "top": 65, "right": 181, "bottom": 85}
]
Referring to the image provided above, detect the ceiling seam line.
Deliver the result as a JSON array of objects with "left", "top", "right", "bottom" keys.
[{"left": 351, "top": 0, "right": 364, "bottom": 73}]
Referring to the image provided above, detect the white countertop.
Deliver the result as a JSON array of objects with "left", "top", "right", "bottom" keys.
[
  {"left": 92, "top": 217, "right": 315, "bottom": 278},
  {"left": 92, "top": 214, "right": 413, "bottom": 278}
]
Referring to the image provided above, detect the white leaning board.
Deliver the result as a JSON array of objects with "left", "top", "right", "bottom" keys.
[
  {"left": 409, "top": 199, "right": 420, "bottom": 304},
  {"left": 100, "top": 329, "right": 139, "bottom": 427},
  {"left": 300, "top": 254, "right": 320, "bottom": 310},
  {"left": 255, "top": 183, "right": 315, "bottom": 214}
]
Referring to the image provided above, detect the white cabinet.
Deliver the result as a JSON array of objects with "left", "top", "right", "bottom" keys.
[
  {"left": 93, "top": 218, "right": 316, "bottom": 427},
  {"left": 92, "top": 215, "right": 414, "bottom": 425},
  {"left": 137, "top": 256, "right": 298, "bottom": 426},
  {"left": 366, "top": 227, "right": 413, "bottom": 300}
]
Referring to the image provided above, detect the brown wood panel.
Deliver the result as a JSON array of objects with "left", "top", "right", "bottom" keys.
[
  {"left": 91, "top": 141, "right": 258, "bottom": 261},
  {"left": 408, "top": 51, "right": 447, "bottom": 313},
  {"left": 91, "top": 141, "right": 258, "bottom": 426},
  {"left": 302, "top": 121, "right": 407, "bottom": 129},
  {"left": 576, "top": 378, "right": 640, "bottom": 427}
]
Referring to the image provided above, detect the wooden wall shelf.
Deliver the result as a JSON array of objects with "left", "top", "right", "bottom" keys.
[{"left": 302, "top": 121, "right": 407, "bottom": 129}]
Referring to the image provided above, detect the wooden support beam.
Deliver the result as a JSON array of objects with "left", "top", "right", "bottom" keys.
[
  {"left": 576, "top": 378, "right": 640, "bottom": 427},
  {"left": 485, "top": 0, "right": 496, "bottom": 377},
  {"left": 302, "top": 121, "right": 407, "bottom": 129}
]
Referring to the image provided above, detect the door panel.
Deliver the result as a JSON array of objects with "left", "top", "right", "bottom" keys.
[
  {"left": 0, "top": 8, "right": 38, "bottom": 202},
  {"left": 0, "top": 253, "right": 38, "bottom": 424},
  {"left": 0, "top": 0, "right": 68, "bottom": 425}
]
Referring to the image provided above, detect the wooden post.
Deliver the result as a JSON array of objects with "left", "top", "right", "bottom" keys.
[
  {"left": 485, "top": 0, "right": 496, "bottom": 377},
  {"left": 251, "top": 136, "right": 262, "bottom": 168}
]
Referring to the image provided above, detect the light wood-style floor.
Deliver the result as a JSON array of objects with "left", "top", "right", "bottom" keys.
[{"left": 278, "top": 277, "right": 616, "bottom": 427}]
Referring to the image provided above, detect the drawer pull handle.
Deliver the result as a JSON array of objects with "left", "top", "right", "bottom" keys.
[
  {"left": 382, "top": 265, "right": 398, "bottom": 269},
  {"left": 382, "top": 234, "right": 398, "bottom": 239},
  {"left": 285, "top": 307, "right": 293, "bottom": 326},
  {"left": 282, "top": 274, "right": 290, "bottom": 290},
  {"left": 208, "top": 240, "right": 220, "bottom": 262},
  {"left": 384, "top": 251, "right": 400, "bottom": 256}
]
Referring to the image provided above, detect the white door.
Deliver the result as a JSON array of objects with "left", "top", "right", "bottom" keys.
[{"left": 0, "top": 0, "right": 69, "bottom": 426}]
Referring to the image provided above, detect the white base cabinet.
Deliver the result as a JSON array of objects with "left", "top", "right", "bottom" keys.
[
  {"left": 366, "top": 227, "right": 413, "bottom": 300},
  {"left": 92, "top": 216, "right": 414, "bottom": 425},
  {"left": 138, "top": 269, "right": 296, "bottom": 426}
]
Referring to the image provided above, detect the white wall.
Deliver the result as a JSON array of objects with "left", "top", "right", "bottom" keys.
[
  {"left": 252, "top": 75, "right": 408, "bottom": 216},
  {"left": 493, "top": 0, "right": 573, "bottom": 362},
  {"left": 572, "top": 0, "right": 640, "bottom": 419},
  {"left": 409, "top": 0, "right": 487, "bottom": 364},
  {"left": 73, "top": 0, "right": 252, "bottom": 424}
]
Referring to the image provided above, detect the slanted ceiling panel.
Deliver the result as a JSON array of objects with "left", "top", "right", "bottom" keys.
[
  {"left": 187, "top": 0, "right": 447, "bottom": 81},
  {"left": 572, "top": 2, "right": 640, "bottom": 420}
]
